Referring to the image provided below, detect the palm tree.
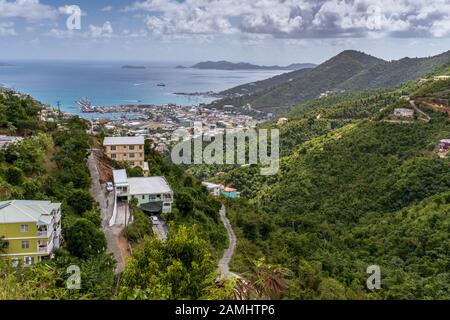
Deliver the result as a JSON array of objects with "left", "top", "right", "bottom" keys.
[{"left": 234, "top": 258, "right": 292, "bottom": 300}]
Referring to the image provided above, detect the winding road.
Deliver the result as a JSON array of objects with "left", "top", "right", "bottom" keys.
[{"left": 218, "top": 205, "right": 240, "bottom": 279}]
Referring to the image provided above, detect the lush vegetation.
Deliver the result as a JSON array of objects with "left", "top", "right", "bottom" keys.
[
  {"left": 0, "top": 97, "right": 115, "bottom": 300},
  {"left": 119, "top": 225, "right": 217, "bottom": 299},
  {"left": 218, "top": 75, "right": 450, "bottom": 299},
  {"left": 144, "top": 142, "right": 228, "bottom": 255},
  {"left": 214, "top": 49, "right": 450, "bottom": 114}
]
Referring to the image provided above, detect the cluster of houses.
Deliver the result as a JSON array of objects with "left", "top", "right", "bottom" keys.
[{"left": 103, "top": 136, "right": 174, "bottom": 219}]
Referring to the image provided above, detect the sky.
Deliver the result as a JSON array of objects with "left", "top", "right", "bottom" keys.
[{"left": 0, "top": 0, "right": 450, "bottom": 64}]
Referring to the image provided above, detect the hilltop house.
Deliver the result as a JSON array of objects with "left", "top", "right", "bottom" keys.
[
  {"left": 113, "top": 169, "right": 173, "bottom": 214},
  {"left": 202, "top": 182, "right": 241, "bottom": 199},
  {"left": 394, "top": 108, "right": 414, "bottom": 118},
  {"left": 103, "top": 136, "right": 149, "bottom": 176},
  {"left": 434, "top": 75, "right": 450, "bottom": 81},
  {"left": 0, "top": 200, "right": 62, "bottom": 266}
]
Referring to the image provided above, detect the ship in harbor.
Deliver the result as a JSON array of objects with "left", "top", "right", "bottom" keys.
[{"left": 76, "top": 97, "right": 103, "bottom": 113}]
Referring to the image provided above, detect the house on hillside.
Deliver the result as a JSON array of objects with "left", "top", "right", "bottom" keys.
[
  {"left": 434, "top": 75, "right": 450, "bottom": 81},
  {"left": 394, "top": 108, "right": 414, "bottom": 118},
  {"left": 0, "top": 200, "right": 62, "bottom": 266},
  {"left": 113, "top": 170, "right": 173, "bottom": 214},
  {"left": 277, "top": 117, "right": 289, "bottom": 125},
  {"left": 202, "top": 182, "right": 241, "bottom": 199},
  {"left": 103, "top": 136, "right": 149, "bottom": 176},
  {"left": 0, "top": 135, "right": 24, "bottom": 150},
  {"left": 439, "top": 139, "right": 450, "bottom": 151}
]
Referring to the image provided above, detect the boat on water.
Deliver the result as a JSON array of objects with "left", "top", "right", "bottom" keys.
[
  {"left": 157, "top": 83, "right": 166, "bottom": 87},
  {"left": 76, "top": 97, "right": 103, "bottom": 113}
]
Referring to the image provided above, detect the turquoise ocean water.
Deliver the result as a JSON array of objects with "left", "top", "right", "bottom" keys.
[{"left": 0, "top": 60, "right": 285, "bottom": 118}]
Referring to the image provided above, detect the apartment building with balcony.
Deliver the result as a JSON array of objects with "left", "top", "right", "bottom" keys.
[
  {"left": 103, "top": 136, "right": 149, "bottom": 175},
  {"left": 0, "top": 200, "right": 62, "bottom": 266}
]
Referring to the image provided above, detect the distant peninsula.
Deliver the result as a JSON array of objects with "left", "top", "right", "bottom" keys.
[
  {"left": 189, "top": 61, "right": 316, "bottom": 71},
  {"left": 121, "top": 65, "right": 146, "bottom": 69}
]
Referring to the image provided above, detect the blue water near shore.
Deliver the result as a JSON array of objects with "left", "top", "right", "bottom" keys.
[{"left": 0, "top": 60, "right": 285, "bottom": 117}]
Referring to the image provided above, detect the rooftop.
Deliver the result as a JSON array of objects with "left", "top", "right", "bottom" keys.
[
  {"left": 0, "top": 200, "right": 61, "bottom": 225},
  {"left": 113, "top": 169, "right": 128, "bottom": 185},
  {"left": 128, "top": 177, "right": 172, "bottom": 195},
  {"left": 103, "top": 136, "right": 145, "bottom": 146}
]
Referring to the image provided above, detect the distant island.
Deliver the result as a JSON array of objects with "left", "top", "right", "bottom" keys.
[
  {"left": 175, "top": 65, "right": 187, "bottom": 69},
  {"left": 121, "top": 65, "right": 146, "bottom": 69},
  {"left": 188, "top": 61, "right": 316, "bottom": 71}
]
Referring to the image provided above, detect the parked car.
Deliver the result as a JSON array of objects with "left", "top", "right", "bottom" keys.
[
  {"left": 106, "top": 182, "right": 114, "bottom": 192},
  {"left": 151, "top": 216, "right": 159, "bottom": 225}
]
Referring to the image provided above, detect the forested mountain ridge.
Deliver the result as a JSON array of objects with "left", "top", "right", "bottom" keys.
[
  {"left": 212, "top": 49, "right": 450, "bottom": 114},
  {"left": 215, "top": 67, "right": 450, "bottom": 299}
]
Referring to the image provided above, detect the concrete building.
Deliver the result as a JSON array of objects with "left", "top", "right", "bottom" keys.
[
  {"left": 103, "top": 136, "right": 149, "bottom": 175},
  {"left": 394, "top": 108, "right": 415, "bottom": 117},
  {"left": 0, "top": 135, "right": 24, "bottom": 150},
  {"left": 0, "top": 200, "right": 62, "bottom": 265},
  {"left": 113, "top": 170, "right": 173, "bottom": 214}
]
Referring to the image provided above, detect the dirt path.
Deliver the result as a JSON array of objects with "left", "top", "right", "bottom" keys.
[
  {"left": 410, "top": 100, "right": 431, "bottom": 122},
  {"left": 218, "top": 205, "right": 240, "bottom": 279},
  {"left": 87, "top": 150, "right": 126, "bottom": 273}
]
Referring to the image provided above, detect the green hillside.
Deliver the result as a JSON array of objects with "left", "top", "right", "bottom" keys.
[
  {"left": 213, "top": 50, "right": 450, "bottom": 115},
  {"left": 216, "top": 73, "right": 450, "bottom": 299}
]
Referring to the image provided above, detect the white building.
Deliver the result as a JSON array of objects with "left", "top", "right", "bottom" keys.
[
  {"left": 202, "top": 182, "right": 221, "bottom": 197},
  {"left": 113, "top": 170, "right": 173, "bottom": 214},
  {"left": 394, "top": 108, "right": 415, "bottom": 117},
  {"left": 0, "top": 135, "right": 24, "bottom": 150}
]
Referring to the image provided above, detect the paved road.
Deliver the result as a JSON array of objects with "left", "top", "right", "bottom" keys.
[
  {"left": 87, "top": 151, "right": 125, "bottom": 273},
  {"left": 152, "top": 218, "right": 168, "bottom": 241},
  {"left": 218, "top": 205, "right": 240, "bottom": 279}
]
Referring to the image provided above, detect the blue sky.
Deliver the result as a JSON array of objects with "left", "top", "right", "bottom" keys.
[{"left": 1, "top": 0, "right": 450, "bottom": 64}]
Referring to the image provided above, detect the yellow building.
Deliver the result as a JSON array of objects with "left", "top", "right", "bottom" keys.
[
  {"left": 103, "top": 136, "right": 149, "bottom": 175},
  {"left": 0, "top": 200, "right": 62, "bottom": 266}
]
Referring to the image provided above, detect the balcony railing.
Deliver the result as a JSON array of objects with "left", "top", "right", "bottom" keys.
[
  {"left": 37, "top": 229, "right": 52, "bottom": 238},
  {"left": 37, "top": 242, "right": 54, "bottom": 255}
]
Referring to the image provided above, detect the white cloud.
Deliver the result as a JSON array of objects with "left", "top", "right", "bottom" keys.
[
  {"left": 88, "top": 21, "right": 113, "bottom": 38},
  {"left": 0, "top": 22, "right": 16, "bottom": 36},
  {"left": 125, "top": 0, "right": 450, "bottom": 39},
  {"left": 101, "top": 5, "right": 113, "bottom": 12},
  {"left": 46, "top": 21, "right": 114, "bottom": 40},
  {"left": 0, "top": 0, "right": 58, "bottom": 21}
]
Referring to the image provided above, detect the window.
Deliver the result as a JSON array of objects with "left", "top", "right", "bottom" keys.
[
  {"left": 111, "top": 154, "right": 116, "bottom": 159},
  {"left": 110, "top": 146, "right": 116, "bottom": 151},
  {"left": 129, "top": 153, "right": 135, "bottom": 158},
  {"left": 24, "top": 256, "right": 34, "bottom": 265},
  {"left": 20, "top": 224, "right": 29, "bottom": 232},
  {"left": 142, "top": 195, "right": 145, "bottom": 200},
  {"left": 139, "top": 145, "right": 143, "bottom": 150},
  {"left": 129, "top": 145, "right": 135, "bottom": 150},
  {"left": 21, "top": 241, "right": 30, "bottom": 249}
]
